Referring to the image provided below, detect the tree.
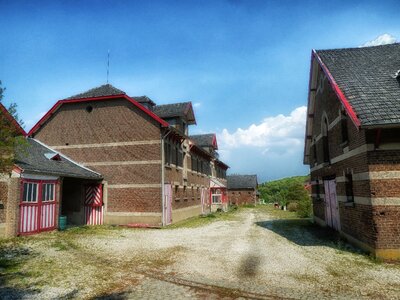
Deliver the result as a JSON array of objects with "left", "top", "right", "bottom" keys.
[{"left": 0, "top": 81, "right": 25, "bottom": 173}]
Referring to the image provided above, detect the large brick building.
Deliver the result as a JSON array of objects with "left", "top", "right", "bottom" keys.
[
  {"left": 304, "top": 43, "right": 400, "bottom": 260},
  {"left": 28, "top": 84, "right": 228, "bottom": 227}
]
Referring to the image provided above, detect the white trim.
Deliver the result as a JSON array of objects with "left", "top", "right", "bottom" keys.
[
  {"left": 328, "top": 115, "right": 342, "bottom": 131},
  {"left": 311, "top": 144, "right": 373, "bottom": 172},
  {"left": 84, "top": 160, "right": 162, "bottom": 167},
  {"left": 21, "top": 173, "right": 59, "bottom": 180},
  {"left": 50, "top": 140, "right": 161, "bottom": 150},
  {"left": 336, "top": 195, "right": 400, "bottom": 206},
  {"left": 33, "top": 138, "right": 102, "bottom": 176},
  {"left": 330, "top": 144, "right": 374, "bottom": 164},
  {"left": 337, "top": 171, "right": 400, "bottom": 182},
  {"left": 108, "top": 184, "right": 161, "bottom": 189}
]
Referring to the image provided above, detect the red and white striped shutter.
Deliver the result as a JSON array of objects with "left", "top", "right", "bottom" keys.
[{"left": 84, "top": 184, "right": 104, "bottom": 225}]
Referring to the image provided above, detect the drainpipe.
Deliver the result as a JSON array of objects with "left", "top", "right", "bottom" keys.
[{"left": 161, "top": 129, "right": 172, "bottom": 226}]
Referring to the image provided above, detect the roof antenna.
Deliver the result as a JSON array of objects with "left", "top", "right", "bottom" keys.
[{"left": 107, "top": 50, "right": 110, "bottom": 84}]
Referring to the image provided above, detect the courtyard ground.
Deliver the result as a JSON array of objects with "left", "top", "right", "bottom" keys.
[{"left": 0, "top": 205, "right": 399, "bottom": 299}]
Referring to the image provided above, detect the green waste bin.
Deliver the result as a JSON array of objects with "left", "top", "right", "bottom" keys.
[{"left": 59, "top": 216, "right": 67, "bottom": 231}]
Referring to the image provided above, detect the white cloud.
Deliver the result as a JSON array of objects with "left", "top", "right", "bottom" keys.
[
  {"left": 361, "top": 34, "right": 397, "bottom": 47},
  {"left": 193, "top": 102, "right": 201, "bottom": 108},
  {"left": 219, "top": 106, "right": 307, "bottom": 152},
  {"left": 216, "top": 106, "right": 309, "bottom": 181}
]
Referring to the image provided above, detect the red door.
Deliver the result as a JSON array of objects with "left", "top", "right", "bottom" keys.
[
  {"left": 19, "top": 180, "right": 57, "bottom": 235},
  {"left": 84, "top": 184, "right": 104, "bottom": 225}
]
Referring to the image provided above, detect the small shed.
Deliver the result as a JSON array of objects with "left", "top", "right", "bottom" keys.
[{"left": 1, "top": 138, "right": 103, "bottom": 237}]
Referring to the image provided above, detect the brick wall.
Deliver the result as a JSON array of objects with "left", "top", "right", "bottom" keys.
[
  {"left": 228, "top": 189, "right": 256, "bottom": 205},
  {"left": 107, "top": 188, "right": 161, "bottom": 212},
  {"left": 5, "top": 178, "right": 21, "bottom": 237},
  {"left": 0, "top": 181, "right": 8, "bottom": 223},
  {"left": 33, "top": 99, "right": 161, "bottom": 144},
  {"left": 339, "top": 203, "right": 376, "bottom": 248},
  {"left": 373, "top": 205, "right": 400, "bottom": 249},
  {"left": 33, "top": 98, "right": 164, "bottom": 218}
]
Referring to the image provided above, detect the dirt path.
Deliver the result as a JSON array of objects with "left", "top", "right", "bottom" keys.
[{"left": 1, "top": 207, "right": 400, "bottom": 299}]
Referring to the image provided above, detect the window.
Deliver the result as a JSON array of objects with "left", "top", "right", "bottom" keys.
[
  {"left": 42, "top": 183, "right": 55, "bottom": 202},
  {"left": 315, "top": 179, "right": 320, "bottom": 200},
  {"left": 212, "top": 194, "right": 222, "bottom": 204},
  {"left": 22, "top": 182, "right": 39, "bottom": 203},
  {"left": 345, "top": 173, "right": 354, "bottom": 202},
  {"left": 164, "top": 139, "right": 172, "bottom": 165},
  {"left": 312, "top": 139, "right": 317, "bottom": 162},
  {"left": 322, "top": 118, "right": 330, "bottom": 163},
  {"left": 341, "top": 111, "right": 349, "bottom": 144}
]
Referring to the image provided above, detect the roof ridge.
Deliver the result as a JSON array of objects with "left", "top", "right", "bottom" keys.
[
  {"left": 66, "top": 84, "right": 126, "bottom": 100},
  {"left": 315, "top": 42, "right": 400, "bottom": 53}
]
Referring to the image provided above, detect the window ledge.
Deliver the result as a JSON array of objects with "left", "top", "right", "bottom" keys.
[{"left": 344, "top": 202, "right": 355, "bottom": 207}]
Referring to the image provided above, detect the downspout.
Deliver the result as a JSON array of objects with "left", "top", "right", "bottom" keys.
[{"left": 161, "top": 129, "right": 172, "bottom": 226}]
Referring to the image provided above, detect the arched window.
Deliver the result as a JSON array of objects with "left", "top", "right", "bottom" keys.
[
  {"left": 322, "top": 118, "right": 330, "bottom": 163},
  {"left": 341, "top": 110, "right": 349, "bottom": 144}
]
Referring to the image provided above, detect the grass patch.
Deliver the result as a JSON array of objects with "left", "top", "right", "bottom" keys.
[
  {"left": 166, "top": 207, "right": 240, "bottom": 229},
  {"left": 257, "top": 203, "right": 301, "bottom": 219}
]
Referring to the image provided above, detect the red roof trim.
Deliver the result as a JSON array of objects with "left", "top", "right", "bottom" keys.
[
  {"left": 312, "top": 50, "right": 361, "bottom": 128},
  {"left": 28, "top": 94, "right": 169, "bottom": 136},
  {"left": 0, "top": 102, "right": 26, "bottom": 136}
]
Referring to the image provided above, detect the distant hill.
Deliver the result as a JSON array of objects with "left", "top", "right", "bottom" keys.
[{"left": 258, "top": 175, "right": 310, "bottom": 203}]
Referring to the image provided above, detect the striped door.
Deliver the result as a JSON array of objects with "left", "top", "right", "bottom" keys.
[
  {"left": 19, "top": 181, "right": 57, "bottom": 235},
  {"left": 84, "top": 184, "right": 104, "bottom": 225}
]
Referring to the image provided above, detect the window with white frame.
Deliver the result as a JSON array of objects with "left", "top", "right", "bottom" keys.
[
  {"left": 42, "top": 183, "right": 55, "bottom": 202},
  {"left": 22, "top": 182, "right": 39, "bottom": 203},
  {"left": 212, "top": 194, "right": 222, "bottom": 204}
]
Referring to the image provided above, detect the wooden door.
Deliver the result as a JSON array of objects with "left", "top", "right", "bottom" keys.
[
  {"left": 84, "top": 184, "right": 104, "bottom": 225},
  {"left": 19, "top": 180, "right": 57, "bottom": 235},
  {"left": 163, "top": 184, "right": 172, "bottom": 225},
  {"left": 324, "top": 179, "right": 340, "bottom": 231}
]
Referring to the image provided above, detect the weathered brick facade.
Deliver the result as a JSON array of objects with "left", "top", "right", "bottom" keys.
[
  {"left": 30, "top": 89, "right": 229, "bottom": 226},
  {"left": 228, "top": 189, "right": 257, "bottom": 205},
  {"left": 306, "top": 64, "right": 400, "bottom": 260}
]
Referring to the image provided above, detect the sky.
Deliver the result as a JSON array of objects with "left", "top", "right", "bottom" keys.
[{"left": 1, "top": 0, "right": 399, "bottom": 182}]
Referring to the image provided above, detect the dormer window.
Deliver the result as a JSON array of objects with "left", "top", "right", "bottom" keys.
[{"left": 44, "top": 153, "right": 61, "bottom": 161}]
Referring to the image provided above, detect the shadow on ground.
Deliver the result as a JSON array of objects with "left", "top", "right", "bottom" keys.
[{"left": 256, "top": 219, "right": 364, "bottom": 254}]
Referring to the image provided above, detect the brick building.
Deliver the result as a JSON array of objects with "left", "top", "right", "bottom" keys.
[
  {"left": 28, "top": 84, "right": 229, "bottom": 227},
  {"left": 304, "top": 43, "right": 400, "bottom": 260},
  {"left": 227, "top": 175, "right": 258, "bottom": 205}
]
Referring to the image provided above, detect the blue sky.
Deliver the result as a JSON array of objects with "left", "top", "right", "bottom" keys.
[{"left": 1, "top": 0, "right": 399, "bottom": 182}]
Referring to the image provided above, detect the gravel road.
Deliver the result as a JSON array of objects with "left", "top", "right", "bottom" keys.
[{"left": 1, "top": 207, "right": 400, "bottom": 299}]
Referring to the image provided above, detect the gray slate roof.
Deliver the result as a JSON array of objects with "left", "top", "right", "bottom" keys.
[
  {"left": 153, "top": 102, "right": 196, "bottom": 124},
  {"left": 133, "top": 96, "right": 156, "bottom": 106},
  {"left": 66, "top": 84, "right": 126, "bottom": 100},
  {"left": 190, "top": 134, "right": 215, "bottom": 147},
  {"left": 15, "top": 139, "right": 102, "bottom": 179},
  {"left": 153, "top": 102, "right": 190, "bottom": 118},
  {"left": 227, "top": 175, "right": 257, "bottom": 189},
  {"left": 316, "top": 43, "right": 400, "bottom": 127}
]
